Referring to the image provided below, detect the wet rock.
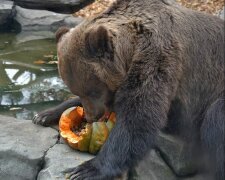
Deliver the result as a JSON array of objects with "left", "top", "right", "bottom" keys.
[
  {"left": 15, "top": 30, "right": 57, "bottom": 42},
  {"left": 13, "top": 0, "right": 94, "bottom": 14},
  {"left": 0, "top": 115, "right": 58, "bottom": 180},
  {"left": 14, "top": 6, "right": 82, "bottom": 32},
  {"left": 37, "top": 144, "right": 94, "bottom": 180},
  {"left": 156, "top": 132, "right": 197, "bottom": 176},
  {"left": 0, "top": 0, "right": 14, "bottom": 29}
]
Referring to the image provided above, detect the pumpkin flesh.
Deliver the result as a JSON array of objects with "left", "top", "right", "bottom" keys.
[{"left": 59, "top": 106, "right": 116, "bottom": 154}]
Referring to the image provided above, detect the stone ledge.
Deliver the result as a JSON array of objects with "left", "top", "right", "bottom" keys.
[
  {"left": 13, "top": 0, "right": 94, "bottom": 14},
  {"left": 0, "top": 1, "right": 14, "bottom": 28},
  {"left": 0, "top": 115, "right": 58, "bottom": 180},
  {"left": 14, "top": 6, "right": 83, "bottom": 32},
  {"left": 37, "top": 144, "right": 94, "bottom": 180},
  {"left": 0, "top": 115, "right": 209, "bottom": 180}
]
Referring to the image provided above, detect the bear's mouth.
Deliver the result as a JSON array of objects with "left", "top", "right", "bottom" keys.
[
  {"left": 98, "top": 112, "right": 111, "bottom": 122},
  {"left": 85, "top": 111, "right": 111, "bottom": 123}
]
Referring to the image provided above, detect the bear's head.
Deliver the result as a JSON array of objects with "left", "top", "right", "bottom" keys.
[{"left": 55, "top": 21, "right": 135, "bottom": 122}]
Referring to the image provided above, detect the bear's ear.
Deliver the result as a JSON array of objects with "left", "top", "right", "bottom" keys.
[
  {"left": 55, "top": 27, "right": 70, "bottom": 43},
  {"left": 84, "top": 26, "right": 113, "bottom": 60}
]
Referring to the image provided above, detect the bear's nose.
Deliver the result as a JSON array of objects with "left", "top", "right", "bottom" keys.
[{"left": 85, "top": 110, "right": 105, "bottom": 123}]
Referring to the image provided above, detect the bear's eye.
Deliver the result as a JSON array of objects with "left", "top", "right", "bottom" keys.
[{"left": 87, "top": 90, "right": 101, "bottom": 99}]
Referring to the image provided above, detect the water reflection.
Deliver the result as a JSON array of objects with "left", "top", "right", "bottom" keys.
[
  {"left": 0, "top": 33, "right": 72, "bottom": 120},
  {"left": 4, "top": 60, "right": 37, "bottom": 85}
]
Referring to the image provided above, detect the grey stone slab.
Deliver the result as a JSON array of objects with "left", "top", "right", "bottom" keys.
[
  {"left": 0, "top": 115, "right": 58, "bottom": 180},
  {"left": 14, "top": 0, "right": 94, "bottom": 14},
  {"left": 0, "top": 115, "right": 208, "bottom": 180},
  {"left": 14, "top": 6, "right": 83, "bottom": 32},
  {"left": 134, "top": 150, "right": 177, "bottom": 180},
  {"left": 156, "top": 133, "right": 197, "bottom": 176},
  {"left": 0, "top": 0, "right": 14, "bottom": 27},
  {"left": 37, "top": 143, "right": 94, "bottom": 180}
]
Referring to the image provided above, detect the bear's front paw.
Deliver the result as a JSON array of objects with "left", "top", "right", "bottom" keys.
[
  {"left": 64, "top": 159, "right": 114, "bottom": 180},
  {"left": 33, "top": 109, "right": 60, "bottom": 126}
]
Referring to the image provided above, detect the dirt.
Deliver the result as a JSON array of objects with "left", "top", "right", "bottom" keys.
[
  {"left": 74, "top": 0, "right": 224, "bottom": 18},
  {"left": 177, "top": 0, "right": 224, "bottom": 15},
  {"left": 74, "top": 0, "right": 115, "bottom": 17}
]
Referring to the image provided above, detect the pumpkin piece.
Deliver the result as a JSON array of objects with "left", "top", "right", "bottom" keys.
[
  {"left": 106, "top": 112, "right": 116, "bottom": 132},
  {"left": 108, "top": 112, "right": 116, "bottom": 123},
  {"left": 77, "top": 123, "right": 92, "bottom": 151},
  {"left": 59, "top": 106, "right": 84, "bottom": 149},
  {"left": 106, "top": 119, "right": 115, "bottom": 132},
  {"left": 89, "top": 122, "right": 110, "bottom": 154},
  {"left": 59, "top": 106, "right": 116, "bottom": 154}
]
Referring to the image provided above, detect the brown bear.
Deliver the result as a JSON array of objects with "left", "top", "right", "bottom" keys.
[{"left": 33, "top": 0, "right": 224, "bottom": 179}]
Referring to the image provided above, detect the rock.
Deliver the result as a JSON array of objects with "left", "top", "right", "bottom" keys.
[
  {"left": 38, "top": 144, "right": 177, "bottom": 180},
  {"left": 156, "top": 132, "right": 197, "bottom": 176},
  {"left": 181, "top": 174, "right": 212, "bottom": 180},
  {"left": 133, "top": 150, "right": 177, "bottom": 180},
  {"left": 0, "top": 115, "right": 58, "bottom": 180},
  {"left": 0, "top": 115, "right": 208, "bottom": 180},
  {"left": 37, "top": 144, "right": 94, "bottom": 180},
  {"left": 0, "top": 0, "right": 14, "bottom": 30},
  {"left": 15, "top": 30, "right": 57, "bottom": 42},
  {"left": 14, "top": 6, "right": 83, "bottom": 32},
  {"left": 14, "top": 0, "right": 94, "bottom": 14}
]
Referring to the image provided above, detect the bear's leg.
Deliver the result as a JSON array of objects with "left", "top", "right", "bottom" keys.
[
  {"left": 200, "top": 98, "right": 224, "bottom": 180},
  {"left": 33, "top": 97, "right": 81, "bottom": 126}
]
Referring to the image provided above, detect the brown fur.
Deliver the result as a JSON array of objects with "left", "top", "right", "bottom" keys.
[{"left": 34, "top": 0, "right": 224, "bottom": 179}]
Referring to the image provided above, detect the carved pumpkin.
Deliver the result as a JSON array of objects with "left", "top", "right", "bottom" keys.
[{"left": 59, "top": 106, "right": 116, "bottom": 154}]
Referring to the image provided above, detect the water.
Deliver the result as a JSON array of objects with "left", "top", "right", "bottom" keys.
[{"left": 0, "top": 33, "right": 72, "bottom": 120}]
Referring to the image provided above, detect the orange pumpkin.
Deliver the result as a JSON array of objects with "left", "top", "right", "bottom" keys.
[{"left": 59, "top": 106, "right": 116, "bottom": 154}]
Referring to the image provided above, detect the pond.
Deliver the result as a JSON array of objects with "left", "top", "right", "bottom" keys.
[{"left": 0, "top": 33, "right": 72, "bottom": 120}]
